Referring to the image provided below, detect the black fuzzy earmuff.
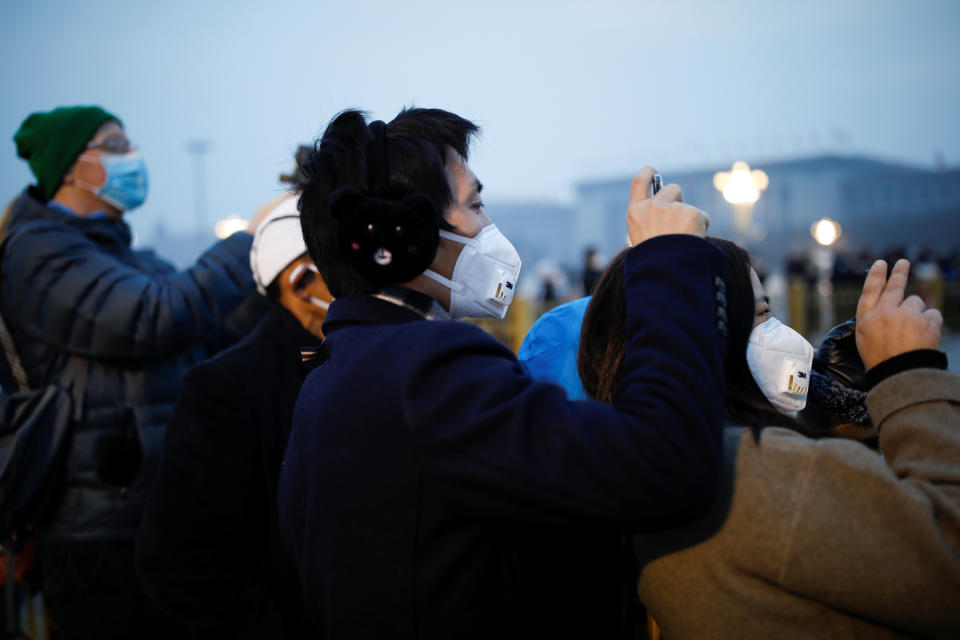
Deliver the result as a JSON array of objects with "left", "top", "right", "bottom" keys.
[
  {"left": 329, "top": 120, "right": 441, "bottom": 285},
  {"left": 329, "top": 187, "right": 441, "bottom": 284}
]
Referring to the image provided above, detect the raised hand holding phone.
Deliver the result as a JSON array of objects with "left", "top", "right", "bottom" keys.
[
  {"left": 650, "top": 173, "right": 663, "bottom": 197},
  {"left": 626, "top": 167, "right": 709, "bottom": 245}
]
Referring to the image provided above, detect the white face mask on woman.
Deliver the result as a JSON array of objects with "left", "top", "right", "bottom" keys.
[
  {"left": 423, "top": 224, "right": 522, "bottom": 319},
  {"left": 746, "top": 317, "right": 815, "bottom": 416}
]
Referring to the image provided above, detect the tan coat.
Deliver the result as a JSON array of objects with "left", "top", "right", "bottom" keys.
[{"left": 634, "top": 368, "right": 960, "bottom": 639}]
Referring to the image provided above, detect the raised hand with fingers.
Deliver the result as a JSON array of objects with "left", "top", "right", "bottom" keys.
[
  {"left": 626, "top": 167, "right": 709, "bottom": 246},
  {"left": 855, "top": 259, "right": 944, "bottom": 371}
]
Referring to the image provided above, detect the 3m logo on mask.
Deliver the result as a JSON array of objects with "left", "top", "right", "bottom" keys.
[
  {"left": 491, "top": 277, "right": 516, "bottom": 304},
  {"left": 779, "top": 360, "right": 810, "bottom": 396}
]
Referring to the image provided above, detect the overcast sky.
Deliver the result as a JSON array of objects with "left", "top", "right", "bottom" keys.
[{"left": 2, "top": 0, "right": 958, "bottom": 243}]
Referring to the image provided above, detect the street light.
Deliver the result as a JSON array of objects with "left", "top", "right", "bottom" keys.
[
  {"left": 214, "top": 214, "right": 249, "bottom": 239},
  {"left": 713, "top": 161, "right": 769, "bottom": 205},
  {"left": 811, "top": 217, "right": 841, "bottom": 247},
  {"left": 810, "top": 217, "right": 842, "bottom": 335},
  {"left": 186, "top": 139, "right": 212, "bottom": 236},
  {"left": 713, "top": 161, "right": 769, "bottom": 242}
]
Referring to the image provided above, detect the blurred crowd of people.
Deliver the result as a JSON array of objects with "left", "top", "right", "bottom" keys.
[{"left": 786, "top": 246, "right": 960, "bottom": 285}]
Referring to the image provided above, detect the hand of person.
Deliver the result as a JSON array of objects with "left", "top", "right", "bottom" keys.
[
  {"left": 626, "top": 167, "right": 709, "bottom": 246},
  {"left": 246, "top": 193, "right": 293, "bottom": 235},
  {"left": 856, "top": 259, "right": 943, "bottom": 370}
]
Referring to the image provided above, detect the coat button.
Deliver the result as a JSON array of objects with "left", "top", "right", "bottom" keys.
[
  {"left": 716, "top": 291, "right": 727, "bottom": 306},
  {"left": 714, "top": 276, "right": 726, "bottom": 291},
  {"left": 717, "top": 306, "right": 727, "bottom": 321}
]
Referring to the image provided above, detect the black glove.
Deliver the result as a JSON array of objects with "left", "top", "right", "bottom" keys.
[{"left": 812, "top": 318, "right": 868, "bottom": 391}]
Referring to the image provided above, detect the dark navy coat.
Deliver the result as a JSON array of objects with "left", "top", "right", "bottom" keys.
[
  {"left": 278, "top": 235, "right": 728, "bottom": 639},
  {"left": 0, "top": 188, "right": 254, "bottom": 543},
  {"left": 137, "top": 304, "right": 320, "bottom": 638}
]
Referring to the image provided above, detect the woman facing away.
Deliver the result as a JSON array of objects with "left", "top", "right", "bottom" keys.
[{"left": 577, "top": 238, "right": 960, "bottom": 639}]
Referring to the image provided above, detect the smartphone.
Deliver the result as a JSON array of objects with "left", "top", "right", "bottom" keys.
[{"left": 650, "top": 173, "right": 663, "bottom": 197}]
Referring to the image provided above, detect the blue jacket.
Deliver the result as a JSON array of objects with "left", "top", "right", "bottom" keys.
[
  {"left": 278, "top": 235, "right": 728, "bottom": 639},
  {"left": 0, "top": 188, "right": 255, "bottom": 543},
  {"left": 518, "top": 296, "right": 591, "bottom": 399}
]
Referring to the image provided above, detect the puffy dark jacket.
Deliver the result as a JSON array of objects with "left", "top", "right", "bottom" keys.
[{"left": 0, "top": 188, "right": 255, "bottom": 543}]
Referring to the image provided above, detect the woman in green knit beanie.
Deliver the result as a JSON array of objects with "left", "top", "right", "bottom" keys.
[{"left": 13, "top": 105, "right": 118, "bottom": 201}]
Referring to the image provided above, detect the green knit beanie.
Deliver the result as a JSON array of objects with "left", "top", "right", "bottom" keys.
[{"left": 13, "top": 106, "right": 120, "bottom": 201}]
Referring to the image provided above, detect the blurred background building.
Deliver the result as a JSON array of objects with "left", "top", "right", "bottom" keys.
[
  {"left": 575, "top": 154, "right": 960, "bottom": 265},
  {"left": 471, "top": 153, "right": 960, "bottom": 360}
]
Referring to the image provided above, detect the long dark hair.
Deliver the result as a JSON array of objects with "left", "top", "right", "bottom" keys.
[
  {"left": 578, "top": 238, "right": 796, "bottom": 430},
  {"left": 707, "top": 238, "right": 797, "bottom": 429},
  {"left": 577, "top": 248, "right": 628, "bottom": 404}
]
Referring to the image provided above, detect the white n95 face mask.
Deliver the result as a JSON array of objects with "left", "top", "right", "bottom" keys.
[
  {"left": 746, "top": 317, "right": 815, "bottom": 416},
  {"left": 423, "top": 224, "right": 522, "bottom": 319}
]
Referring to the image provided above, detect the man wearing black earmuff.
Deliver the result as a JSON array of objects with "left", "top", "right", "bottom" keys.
[{"left": 279, "top": 107, "right": 725, "bottom": 639}]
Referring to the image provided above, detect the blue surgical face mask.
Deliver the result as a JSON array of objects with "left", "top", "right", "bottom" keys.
[{"left": 76, "top": 151, "right": 148, "bottom": 211}]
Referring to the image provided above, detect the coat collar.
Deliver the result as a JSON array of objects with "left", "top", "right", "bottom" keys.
[
  {"left": 321, "top": 286, "right": 449, "bottom": 337},
  {"left": 10, "top": 187, "right": 133, "bottom": 247}
]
